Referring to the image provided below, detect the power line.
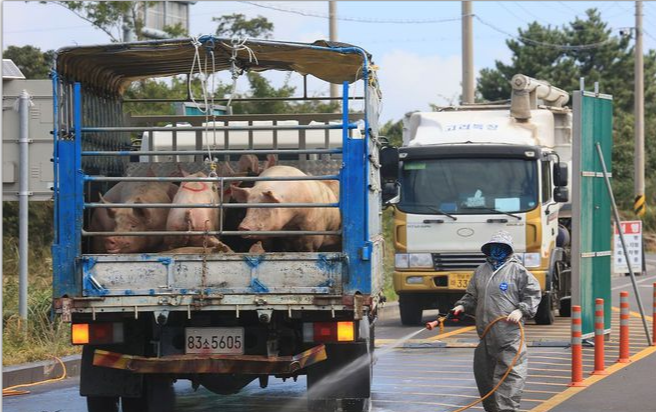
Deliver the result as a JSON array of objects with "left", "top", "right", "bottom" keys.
[
  {"left": 475, "top": 15, "right": 614, "bottom": 51},
  {"left": 557, "top": 1, "right": 580, "bottom": 16},
  {"left": 238, "top": 1, "right": 462, "bottom": 24},
  {"left": 496, "top": 2, "right": 536, "bottom": 26},
  {"left": 512, "top": 1, "right": 547, "bottom": 24},
  {"left": 645, "top": 30, "right": 656, "bottom": 42}
]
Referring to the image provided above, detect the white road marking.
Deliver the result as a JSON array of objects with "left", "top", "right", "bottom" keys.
[{"left": 611, "top": 274, "right": 656, "bottom": 290}]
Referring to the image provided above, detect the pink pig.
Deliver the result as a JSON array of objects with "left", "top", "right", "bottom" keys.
[
  {"left": 90, "top": 181, "right": 178, "bottom": 253},
  {"left": 230, "top": 165, "right": 340, "bottom": 252},
  {"left": 165, "top": 170, "right": 231, "bottom": 249}
]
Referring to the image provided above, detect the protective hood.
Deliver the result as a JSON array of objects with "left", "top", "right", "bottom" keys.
[{"left": 481, "top": 230, "right": 515, "bottom": 256}]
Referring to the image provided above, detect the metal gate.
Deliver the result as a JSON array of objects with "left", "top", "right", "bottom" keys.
[{"left": 571, "top": 89, "right": 613, "bottom": 338}]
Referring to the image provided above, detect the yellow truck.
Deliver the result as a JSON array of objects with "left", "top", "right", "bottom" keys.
[{"left": 388, "top": 75, "right": 573, "bottom": 326}]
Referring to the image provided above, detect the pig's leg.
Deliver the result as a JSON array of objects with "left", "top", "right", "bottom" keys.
[{"left": 249, "top": 241, "right": 265, "bottom": 254}]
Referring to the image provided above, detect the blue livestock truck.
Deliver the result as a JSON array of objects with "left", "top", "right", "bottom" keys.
[{"left": 51, "top": 37, "right": 392, "bottom": 412}]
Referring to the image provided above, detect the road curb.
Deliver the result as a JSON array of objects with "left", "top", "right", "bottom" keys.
[{"left": 2, "top": 354, "right": 81, "bottom": 389}]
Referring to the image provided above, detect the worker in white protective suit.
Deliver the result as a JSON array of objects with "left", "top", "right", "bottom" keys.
[{"left": 452, "top": 230, "right": 541, "bottom": 412}]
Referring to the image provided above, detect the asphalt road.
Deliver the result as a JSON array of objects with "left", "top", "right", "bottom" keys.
[{"left": 5, "top": 254, "right": 655, "bottom": 412}]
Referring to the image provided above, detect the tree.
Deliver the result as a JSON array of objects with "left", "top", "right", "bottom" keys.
[
  {"left": 476, "top": 8, "right": 656, "bottom": 216},
  {"left": 214, "top": 13, "right": 274, "bottom": 39},
  {"left": 48, "top": 1, "right": 187, "bottom": 42},
  {"left": 380, "top": 120, "right": 403, "bottom": 147},
  {"left": 3, "top": 45, "right": 55, "bottom": 79}
]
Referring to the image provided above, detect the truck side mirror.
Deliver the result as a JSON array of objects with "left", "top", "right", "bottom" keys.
[
  {"left": 380, "top": 146, "right": 400, "bottom": 182},
  {"left": 553, "top": 162, "right": 568, "bottom": 187},
  {"left": 553, "top": 186, "right": 569, "bottom": 203},
  {"left": 382, "top": 182, "right": 401, "bottom": 205}
]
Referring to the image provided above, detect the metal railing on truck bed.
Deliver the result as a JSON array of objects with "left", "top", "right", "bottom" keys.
[{"left": 51, "top": 37, "right": 384, "bottom": 314}]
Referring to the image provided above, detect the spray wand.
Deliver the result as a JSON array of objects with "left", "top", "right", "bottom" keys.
[{"left": 425, "top": 309, "right": 466, "bottom": 333}]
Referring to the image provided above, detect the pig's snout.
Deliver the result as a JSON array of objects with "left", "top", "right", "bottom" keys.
[{"left": 104, "top": 237, "right": 122, "bottom": 253}]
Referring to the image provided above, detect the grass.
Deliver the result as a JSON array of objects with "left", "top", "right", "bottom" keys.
[
  {"left": 382, "top": 208, "right": 399, "bottom": 302},
  {"left": 3, "top": 203, "right": 80, "bottom": 366}
]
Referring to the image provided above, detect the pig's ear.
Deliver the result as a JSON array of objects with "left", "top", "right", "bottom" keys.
[
  {"left": 262, "top": 190, "right": 281, "bottom": 203},
  {"left": 220, "top": 162, "right": 236, "bottom": 177},
  {"left": 99, "top": 193, "right": 117, "bottom": 218},
  {"left": 264, "top": 154, "right": 277, "bottom": 170},
  {"left": 132, "top": 197, "right": 151, "bottom": 221},
  {"left": 146, "top": 166, "right": 156, "bottom": 177},
  {"left": 230, "top": 186, "right": 250, "bottom": 203},
  {"left": 180, "top": 167, "right": 190, "bottom": 177}
]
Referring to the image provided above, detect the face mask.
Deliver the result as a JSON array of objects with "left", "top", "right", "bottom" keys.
[{"left": 488, "top": 244, "right": 510, "bottom": 270}]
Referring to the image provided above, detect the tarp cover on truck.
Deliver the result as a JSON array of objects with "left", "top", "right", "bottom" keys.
[{"left": 55, "top": 37, "right": 371, "bottom": 95}]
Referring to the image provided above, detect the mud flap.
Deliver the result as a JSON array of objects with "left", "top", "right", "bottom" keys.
[
  {"left": 306, "top": 341, "right": 372, "bottom": 407},
  {"left": 80, "top": 345, "right": 143, "bottom": 398}
]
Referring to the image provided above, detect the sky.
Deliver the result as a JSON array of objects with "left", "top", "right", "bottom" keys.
[{"left": 3, "top": 1, "right": 656, "bottom": 123}]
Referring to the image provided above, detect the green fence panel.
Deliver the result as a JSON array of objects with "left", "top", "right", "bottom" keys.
[{"left": 571, "top": 90, "right": 613, "bottom": 337}]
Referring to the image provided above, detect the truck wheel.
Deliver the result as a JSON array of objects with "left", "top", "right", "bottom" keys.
[
  {"left": 559, "top": 297, "right": 571, "bottom": 317},
  {"left": 86, "top": 396, "right": 119, "bottom": 412},
  {"left": 122, "top": 376, "right": 175, "bottom": 412},
  {"left": 307, "top": 342, "right": 371, "bottom": 412},
  {"left": 343, "top": 398, "right": 370, "bottom": 412},
  {"left": 399, "top": 295, "right": 423, "bottom": 326},
  {"left": 535, "top": 292, "right": 555, "bottom": 325}
]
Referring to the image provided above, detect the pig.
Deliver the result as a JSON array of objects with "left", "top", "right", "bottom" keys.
[
  {"left": 237, "top": 155, "right": 260, "bottom": 175},
  {"left": 89, "top": 181, "right": 178, "bottom": 253},
  {"left": 230, "top": 165, "right": 341, "bottom": 252},
  {"left": 164, "top": 170, "right": 230, "bottom": 250}
]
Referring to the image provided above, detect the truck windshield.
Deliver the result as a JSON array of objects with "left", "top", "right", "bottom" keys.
[{"left": 398, "top": 158, "right": 538, "bottom": 215}]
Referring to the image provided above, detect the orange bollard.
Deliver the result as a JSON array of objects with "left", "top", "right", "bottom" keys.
[
  {"left": 592, "top": 298, "right": 608, "bottom": 375},
  {"left": 618, "top": 291, "right": 631, "bottom": 363},
  {"left": 568, "top": 305, "right": 587, "bottom": 387},
  {"left": 652, "top": 283, "right": 656, "bottom": 346}
]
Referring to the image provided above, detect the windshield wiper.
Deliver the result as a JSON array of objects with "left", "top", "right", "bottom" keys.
[
  {"left": 425, "top": 205, "right": 458, "bottom": 221},
  {"left": 462, "top": 206, "right": 522, "bottom": 220},
  {"left": 407, "top": 203, "right": 458, "bottom": 220}
]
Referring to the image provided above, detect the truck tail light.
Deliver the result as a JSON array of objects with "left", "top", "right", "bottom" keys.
[
  {"left": 71, "top": 323, "right": 124, "bottom": 345},
  {"left": 303, "top": 321, "right": 356, "bottom": 343},
  {"left": 337, "top": 321, "right": 355, "bottom": 341}
]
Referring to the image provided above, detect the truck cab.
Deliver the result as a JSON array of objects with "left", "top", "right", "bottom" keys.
[{"left": 389, "top": 75, "right": 572, "bottom": 326}]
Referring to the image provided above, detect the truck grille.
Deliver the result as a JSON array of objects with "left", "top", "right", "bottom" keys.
[{"left": 432, "top": 253, "right": 487, "bottom": 271}]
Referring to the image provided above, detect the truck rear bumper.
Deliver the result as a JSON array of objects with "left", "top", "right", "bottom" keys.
[{"left": 93, "top": 344, "right": 327, "bottom": 375}]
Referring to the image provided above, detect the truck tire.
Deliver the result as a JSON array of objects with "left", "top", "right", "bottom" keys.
[
  {"left": 559, "top": 297, "right": 571, "bottom": 317},
  {"left": 307, "top": 341, "right": 371, "bottom": 412},
  {"left": 399, "top": 295, "right": 423, "bottom": 326},
  {"left": 86, "top": 396, "right": 119, "bottom": 412},
  {"left": 122, "top": 376, "right": 175, "bottom": 412},
  {"left": 534, "top": 292, "right": 555, "bottom": 325}
]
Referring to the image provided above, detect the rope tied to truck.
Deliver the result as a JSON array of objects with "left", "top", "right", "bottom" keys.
[{"left": 223, "top": 36, "right": 259, "bottom": 109}]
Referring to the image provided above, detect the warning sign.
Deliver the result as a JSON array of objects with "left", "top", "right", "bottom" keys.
[{"left": 613, "top": 221, "right": 642, "bottom": 274}]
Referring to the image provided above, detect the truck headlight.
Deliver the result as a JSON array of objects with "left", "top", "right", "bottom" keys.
[
  {"left": 406, "top": 276, "right": 424, "bottom": 284},
  {"left": 409, "top": 253, "right": 433, "bottom": 268},
  {"left": 395, "top": 253, "right": 409, "bottom": 269},
  {"left": 522, "top": 253, "right": 541, "bottom": 268}
]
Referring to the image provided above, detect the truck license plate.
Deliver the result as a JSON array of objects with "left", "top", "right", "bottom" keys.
[
  {"left": 184, "top": 327, "right": 245, "bottom": 355},
  {"left": 449, "top": 273, "right": 471, "bottom": 289}
]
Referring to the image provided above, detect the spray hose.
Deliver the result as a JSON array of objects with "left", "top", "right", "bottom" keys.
[{"left": 425, "top": 315, "right": 525, "bottom": 412}]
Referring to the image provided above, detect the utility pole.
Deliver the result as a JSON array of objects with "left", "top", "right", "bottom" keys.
[
  {"left": 634, "top": 1, "right": 645, "bottom": 216},
  {"left": 462, "top": 1, "right": 474, "bottom": 104},
  {"left": 329, "top": 1, "right": 339, "bottom": 98},
  {"left": 18, "top": 90, "right": 30, "bottom": 322}
]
